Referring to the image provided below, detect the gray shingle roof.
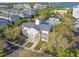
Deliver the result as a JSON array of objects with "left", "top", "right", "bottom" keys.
[
  {"left": 33, "top": 25, "right": 40, "bottom": 31},
  {"left": 22, "top": 22, "right": 34, "bottom": 28},
  {"left": 39, "top": 24, "right": 52, "bottom": 31},
  {"left": 22, "top": 22, "right": 52, "bottom": 31}
]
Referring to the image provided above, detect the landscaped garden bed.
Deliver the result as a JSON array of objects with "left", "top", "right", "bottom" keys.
[
  {"left": 15, "top": 39, "right": 26, "bottom": 45},
  {"left": 34, "top": 45, "right": 40, "bottom": 51},
  {"left": 0, "top": 48, "right": 12, "bottom": 57},
  {"left": 34, "top": 41, "right": 47, "bottom": 51},
  {"left": 26, "top": 42, "right": 33, "bottom": 48}
]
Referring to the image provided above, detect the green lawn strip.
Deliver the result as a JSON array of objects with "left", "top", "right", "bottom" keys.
[{"left": 14, "top": 18, "right": 35, "bottom": 26}]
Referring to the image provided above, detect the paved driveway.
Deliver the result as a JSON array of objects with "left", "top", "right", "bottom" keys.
[{"left": 6, "top": 49, "right": 34, "bottom": 57}]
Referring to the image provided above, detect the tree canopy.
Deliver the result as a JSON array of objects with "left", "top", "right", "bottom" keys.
[{"left": 4, "top": 26, "right": 21, "bottom": 41}]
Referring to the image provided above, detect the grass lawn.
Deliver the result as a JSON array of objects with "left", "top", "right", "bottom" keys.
[{"left": 14, "top": 18, "right": 35, "bottom": 26}]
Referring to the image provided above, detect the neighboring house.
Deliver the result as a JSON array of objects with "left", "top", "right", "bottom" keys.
[
  {"left": 21, "top": 16, "right": 60, "bottom": 43},
  {"left": 23, "top": 9, "right": 38, "bottom": 18},
  {"left": 0, "top": 12, "right": 21, "bottom": 25},
  {"left": 53, "top": 10, "right": 68, "bottom": 15},
  {"left": 73, "top": 6, "right": 79, "bottom": 35},
  {"left": 0, "top": 8, "right": 38, "bottom": 25},
  {"left": 0, "top": 18, "right": 10, "bottom": 25},
  {"left": 42, "top": 16, "right": 61, "bottom": 28},
  {"left": 48, "top": 16, "right": 61, "bottom": 25},
  {"left": 13, "top": 3, "right": 31, "bottom": 10},
  {"left": 9, "top": 15, "right": 21, "bottom": 22},
  {"left": 73, "top": 6, "right": 79, "bottom": 19},
  {"left": 34, "top": 3, "right": 47, "bottom": 10},
  {"left": 73, "top": 5, "right": 79, "bottom": 35},
  {"left": 73, "top": 20, "right": 79, "bottom": 35},
  {"left": 0, "top": 3, "right": 9, "bottom": 8},
  {"left": 72, "top": 18, "right": 79, "bottom": 35}
]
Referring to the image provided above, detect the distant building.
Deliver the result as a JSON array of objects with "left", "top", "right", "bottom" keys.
[
  {"left": 23, "top": 9, "right": 38, "bottom": 18},
  {"left": 13, "top": 3, "right": 31, "bottom": 10},
  {"left": 0, "top": 3, "right": 9, "bottom": 8},
  {"left": 73, "top": 19, "right": 79, "bottom": 35},
  {"left": 0, "top": 18, "right": 10, "bottom": 25},
  {"left": 53, "top": 10, "right": 68, "bottom": 15},
  {"left": 48, "top": 16, "right": 61, "bottom": 25},
  {"left": 34, "top": 3, "right": 47, "bottom": 10},
  {"left": 0, "top": 12, "right": 21, "bottom": 25},
  {"left": 73, "top": 6, "right": 79, "bottom": 35},
  {"left": 73, "top": 6, "right": 79, "bottom": 19}
]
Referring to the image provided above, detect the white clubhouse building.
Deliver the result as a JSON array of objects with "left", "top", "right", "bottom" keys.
[
  {"left": 21, "top": 16, "right": 60, "bottom": 43},
  {"left": 22, "top": 19, "right": 52, "bottom": 42}
]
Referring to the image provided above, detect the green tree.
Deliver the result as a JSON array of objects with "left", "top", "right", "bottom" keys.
[
  {"left": 48, "top": 31, "right": 69, "bottom": 51},
  {"left": 0, "top": 10, "right": 2, "bottom": 14},
  {"left": 64, "top": 13, "right": 73, "bottom": 19},
  {"left": 36, "top": 31, "right": 70, "bottom": 56},
  {"left": 76, "top": 49, "right": 79, "bottom": 57},
  {"left": 38, "top": 8, "right": 49, "bottom": 19},
  {"left": 4, "top": 26, "right": 21, "bottom": 41},
  {"left": 54, "top": 22, "right": 74, "bottom": 40},
  {"left": 56, "top": 49, "right": 69, "bottom": 57},
  {"left": 8, "top": 3, "right": 13, "bottom": 9},
  {"left": 14, "top": 18, "right": 34, "bottom": 26},
  {"left": 67, "top": 8, "right": 73, "bottom": 14},
  {"left": 0, "top": 49, "right": 7, "bottom": 57},
  {"left": 56, "top": 49, "right": 77, "bottom": 57}
]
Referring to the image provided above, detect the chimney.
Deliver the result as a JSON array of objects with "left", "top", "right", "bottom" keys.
[{"left": 35, "top": 19, "right": 40, "bottom": 25}]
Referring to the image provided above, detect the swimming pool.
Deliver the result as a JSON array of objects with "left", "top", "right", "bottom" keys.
[{"left": 42, "top": 19, "right": 61, "bottom": 26}]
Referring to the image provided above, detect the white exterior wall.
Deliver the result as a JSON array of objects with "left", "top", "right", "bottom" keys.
[
  {"left": 27, "top": 28, "right": 40, "bottom": 42},
  {"left": 13, "top": 4, "right": 31, "bottom": 10},
  {"left": 22, "top": 27, "right": 28, "bottom": 36},
  {"left": 54, "top": 10, "right": 67, "bottom": 13},
  {"left": 73, "top": 7, "right": 79, "bottom": 18},
  {"left": 49, "top": 17, "right": 60, "bottom": 22},
  {"left": 23, "top": 4, "right": 31, "bottom": 10},
  {"left": 22, "top": 25, "right": 41, "bottom": 42},
  {"left": 49, "top": 17, "right": 61, "bottom": 25},
  {"left": 13, "top": 4, "right": 22, "bottom": 9},
  {"left": 54, "top": 10, "right": 67, "bottom": 15},
  {"left": 22, "top": 24, "right": 50, "bottom": 43},
  {"left": 41, "top": 30, "right": 49, "bottom": 42},
  {"left": 34, "top": 4, "right": 47, "bottom": 9}
]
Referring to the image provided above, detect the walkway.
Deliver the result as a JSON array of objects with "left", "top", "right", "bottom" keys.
[{"left": 6, "top": 49, "right": 35, "bottom": 57}]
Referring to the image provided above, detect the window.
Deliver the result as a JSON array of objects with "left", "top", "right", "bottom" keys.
[
  {"left": 42, "top": 33, "right": 48, "bottom": 41},
  {"left": 23, "top": 29, "right": 28, "bottom": 37},
  {"left": 35, "top": 33, "right": 40, "bottom": 40}
]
